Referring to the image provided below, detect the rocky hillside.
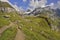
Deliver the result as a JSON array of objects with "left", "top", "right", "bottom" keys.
[
  {"left": 0, "top": 1, "right": 12, "bottom": 7},
  {"left": 0, "top": 1, "right": 15, "bottom": 13},
  {"left": 0, "top": 1, "right": 60, "bottom": 40}
]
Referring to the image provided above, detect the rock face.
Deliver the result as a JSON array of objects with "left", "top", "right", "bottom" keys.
[
  {"left": 55, "top": 8, "right": 60, "bottom": 17},
  {"left": 28, "top": 7, "right": 43, "bottom": 15},
  {"left": 0, "top": 1, "right": 15, "bottom": 13},
  {"left": 0, "top": 7, "right": 15, "bottom": 12}
]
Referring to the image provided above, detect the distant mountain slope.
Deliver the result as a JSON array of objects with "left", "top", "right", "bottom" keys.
[
  {"left": 55, "top": 8, "right": 60, "bottom": 17},
  {"left": 27, "top": 6, "right": 60, "bottom": 17}
]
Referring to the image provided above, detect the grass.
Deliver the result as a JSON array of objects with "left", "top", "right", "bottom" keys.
[
  {"left": 16, "top": 16, "right": 60, "bottom": 40},
  {"left": 0, "top": 13, "right": 10, "bottom": 28},
  {"left": 0, "top": 26, "right": 17, "bottom": 40}
]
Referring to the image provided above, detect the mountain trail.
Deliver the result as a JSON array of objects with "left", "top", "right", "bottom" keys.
[{"left": 14, "top": 26, "right": 25, "bottom": 40}]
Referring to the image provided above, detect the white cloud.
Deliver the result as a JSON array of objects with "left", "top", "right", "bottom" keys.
[
  {"left": 29, "top": 0, "right": 47, "bottom": 10},
  {"left": 23, "top": 0, "right": 27, "bottom": 2},
  {"left": 29, "top": 0, "right": 60, "bottom": 10},
  {"left": 49, "top": 1, "right": 60, "bottom": 9},
  {"left": 57, "top": 1, "right": 60, "bottom": 9},
  {"left": 50, "top": 3, "right": 54, "bottom": 6},
  {"left": 48, "top": 3, "right": 55, "bottom": 9}
]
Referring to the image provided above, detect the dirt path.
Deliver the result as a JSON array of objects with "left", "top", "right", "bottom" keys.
[
  {"left": 0, "top": 21, "right": 25, "bottom": 40},
  {"left": 0, "top": 22, "right": 14, "bottom": 36},
  {"left": 14, "top": 27, "right": 25, "bottom": 40}
]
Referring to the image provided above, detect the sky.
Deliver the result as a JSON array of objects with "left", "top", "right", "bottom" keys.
[
  {"left": 0, "top": 0, "right": 60, "bottom": 11},
  {"left": 8, "top": 0, "right": 60, "bottom": 10}
]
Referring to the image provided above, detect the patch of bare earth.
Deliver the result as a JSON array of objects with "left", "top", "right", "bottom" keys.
[
  {"left": 0, "top": 22, "right": 14, "bottom": 36},
  {"left": 14, "top": 27, "right": 25, "bottom": 40}
]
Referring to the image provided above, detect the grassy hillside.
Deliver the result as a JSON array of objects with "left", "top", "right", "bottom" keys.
[{"left": 0, "top": 11, "right": 60, "bottom": 40}]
